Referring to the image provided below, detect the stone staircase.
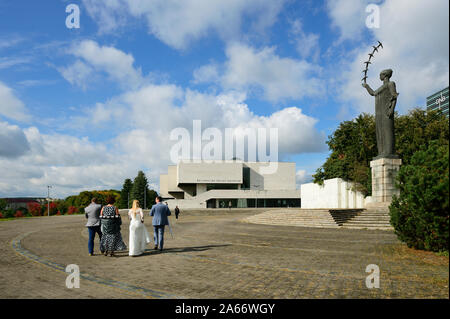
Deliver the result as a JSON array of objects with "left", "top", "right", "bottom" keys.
[
  {"left": 329, "top": 209, "right": 361, "bottom": 226},
  {"left": 244, "top": 209, "right": 339, "bottom": 228},
  {"left": 244, "top": 208, "right": 394, "bottom": 231},
  {"left": 341, "top": 208, "right": 393, "bottom": 230}
]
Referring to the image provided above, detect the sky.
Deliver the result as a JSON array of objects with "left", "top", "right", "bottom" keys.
[{"left": 0, "top": 0, "right": 448, "bottom": 199}]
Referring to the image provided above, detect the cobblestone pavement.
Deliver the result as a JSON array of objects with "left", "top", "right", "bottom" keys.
[{"left": 0, "top": 210, "right": 448, "bottom": 299}]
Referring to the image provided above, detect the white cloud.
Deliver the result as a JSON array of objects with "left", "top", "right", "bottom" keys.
[
  {"left": 192, "top": 63, "right": 220, "bottom": 84},
  {"left": 0, "top": 124, "right": 133, "bottom": 198},
  {"left": 0, "top": 121, "right": 30, "bottom": 158},
  {"left": 59, "top": 40, "right": 145, "bottom": 89},
  {"left": 326, "top": 0, "right": 375, "bottom": 42},
  {"left": 82, "top": 0, "right": 285, "bottom": 50},
  {"left": 0, "top": 81, "right": 30, "bottom": 122},
  {"left": 221, "top": 43, "right": 324, "bottom": 102},
  {"left": 0, "top": 35, "right": 24, "bottom": 49},
  {"left": 82, "top": 0, "right": 129, "bottom": 34},
  {"left": 296, "top": 169, "right": 312, "bottom": 187},
  {"left": 290, "top": 19, "right": 321, "bottom": 62},
  {"left": 331, "top": 0, "right": 449, "bottom": 114},
  {"left": 0, "top": 82, "right": 325, "bottom": 198},
  {"left": 92, "top": 83, "right": 326, "bottom": 163},
  {"left": 58, "top": 60, "right": 95, "bottom": 90},
  {"left": 0, "top": 56, "right": 32, "bottom": 69}
]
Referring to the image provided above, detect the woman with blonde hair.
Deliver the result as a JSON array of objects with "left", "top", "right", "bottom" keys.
[{"left": 128, "top": 200, "right": 152, "bottom": 256}]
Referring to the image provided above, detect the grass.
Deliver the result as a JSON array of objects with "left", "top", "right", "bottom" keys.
[{"left": 435, "top": 250, "right": 449, "bottom": 257}]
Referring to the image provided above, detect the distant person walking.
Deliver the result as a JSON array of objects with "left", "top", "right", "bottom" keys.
[
  {"left": 128, "top": 200, "right": 151, "bottom": 257},
  {"left": 228, "top": 201, "right": 232, "bottom": 210},
  {"left": 150, "top": 196, "right": 171, "bottom": 252},
  {"left": 85, "top": 198, "right": 102, "bottom": 256},
  {"left": 99, "top": 196, "right": 127, "bottom": 257},
  {"left": 175, "top": 206, "right": 180, "bottom": 219}
]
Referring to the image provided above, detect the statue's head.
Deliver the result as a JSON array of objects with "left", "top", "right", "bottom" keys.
[{"left": 379, "top": 69, "right": 393, "bottom": 81}]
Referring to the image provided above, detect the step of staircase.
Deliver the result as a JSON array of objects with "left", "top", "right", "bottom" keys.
[
  {"left": 244, "top": 208, "right": 394, "bottom": 231},
  {"left": 341, "top": 208, "right": 393, "bottom": 230},
  {"left": 244, "top": 209, "right": 340, "bottom": 228}
]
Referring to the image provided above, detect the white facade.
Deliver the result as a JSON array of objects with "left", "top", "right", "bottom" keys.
[
  {"left": 300, "top": 178, "right": 371, "bottom": 209},
  {"left": 159, "top": 160, "right": 300, "bottom": 209}
]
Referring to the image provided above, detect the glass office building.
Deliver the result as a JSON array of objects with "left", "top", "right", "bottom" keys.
[{"left": 427, "top": 87, "right": 449, "bottom": 117}]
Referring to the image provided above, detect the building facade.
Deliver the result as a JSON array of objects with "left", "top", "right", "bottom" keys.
[
  {"left": 2, "top": 198, "right": 47, "bottom": 210},
  {"left": 159, "top": 161, "right": 301, "bottom": 209},
  {"left": 427, "top": 87, "right": 449, "bottom": 117}
]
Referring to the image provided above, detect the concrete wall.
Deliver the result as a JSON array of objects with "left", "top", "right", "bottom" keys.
[
  {"left": 245, "top": 162, "right": 296, "bottom": 191},
  {"left": 300, "top": 178, "right": 367, "bottom": 209},
  {"left": 178, "top": 161, "right": 243, "bottom": 184},
  {"left": 168, "top": 165, "right": 183, "bottom": 192},
  {"left": 159, "top": 174, "right": 169, "bottom": 198}
]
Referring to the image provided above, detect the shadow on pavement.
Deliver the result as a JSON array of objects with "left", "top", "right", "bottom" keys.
[{"left": 139, "top": 244, "right": 231, "bottom": 256}]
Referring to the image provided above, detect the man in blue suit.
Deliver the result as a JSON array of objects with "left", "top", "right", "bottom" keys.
[{"left": 150, "top": 196, "right": 171, "bottom": 252}]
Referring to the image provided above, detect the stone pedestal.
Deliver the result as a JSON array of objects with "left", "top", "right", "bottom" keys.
[{"left": 370, "top": 157, "right": 402, "bottom": 205}]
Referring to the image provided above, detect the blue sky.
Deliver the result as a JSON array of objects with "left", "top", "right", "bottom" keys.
[{"left": 0, "top": 0, "right": 448, "bottom": 198}]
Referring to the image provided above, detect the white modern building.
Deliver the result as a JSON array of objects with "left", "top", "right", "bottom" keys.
[{"left": 159, "top": 160, "right": 301, "bottom": 209}]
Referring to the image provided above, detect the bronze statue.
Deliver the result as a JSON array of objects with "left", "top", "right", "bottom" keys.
[{"left": 362, "top": 69, "right": 399, "bottom": 159}]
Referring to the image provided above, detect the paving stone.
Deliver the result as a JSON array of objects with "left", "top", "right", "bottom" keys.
[{"left": 0, "top": 210, "right": 447, "bottom": 299}]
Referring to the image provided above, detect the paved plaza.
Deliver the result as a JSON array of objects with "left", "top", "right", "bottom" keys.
[{"left": 0, "top": 209, "right": 448, "bottom": 299}]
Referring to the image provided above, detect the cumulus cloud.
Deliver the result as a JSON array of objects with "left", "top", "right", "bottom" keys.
[
  {"left": 295, "top": 169, "right": 312, "bottom": 188},
  {"left": 82, "top": 0, "right": 285, "bottom": 50},
  {"left": 192, "top": 63, "right": 220, "bottom": 84},
  {"left": 58, "top": 60, "right": 95, "bottom": 90},
  {"left": 9, "top": 39, "right": 325, "bottom": 197},
  {"left": 193, "top": 43, "right": 324, "bottom": 102},
  {"left": 59, "top": 40, "right": 145, "bottom": 89},
  {"left": 87, "top": 83, "right": 326, "bottom": 166},
  {"left": 0, "top": 121, "right": 30, "bottom": 158},
  {"left": 329, "top": 0, "right": 449, "bottom": 114},
  {"left": 0, "top": 81, "right": 30, "bottom": 122},
  {"left": 326, "top": 0, "right": 376, "bottom": 42},
  {"left": 0, "top": 123, "right": 134, "bottom": 198}
]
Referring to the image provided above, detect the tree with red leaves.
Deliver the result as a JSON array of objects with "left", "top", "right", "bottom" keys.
[{"left": 27, "top": 202, "right": 42, "bottom": 216}]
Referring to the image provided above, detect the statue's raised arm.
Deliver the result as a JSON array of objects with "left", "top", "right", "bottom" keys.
[{"left": 362, "top": 82, "right": 375, "bottom": 96}]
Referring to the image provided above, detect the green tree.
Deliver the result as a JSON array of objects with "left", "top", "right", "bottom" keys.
[
  {"left": 313, "top": 113, "right": 377, "bottom": 195},
  {"left": 131, "top": 171, "right": 149, "bottom": 208},
  {"left": 146, "top": 189, "right": 158, "bottom": 208},
  {"left": 119, "top": 179, "right": 133, "bottom": 209},
  {"left": 0, "top": 198, "right": 7, "bottom": 211},
  {"left": 390, "top": 142, "right": 449, "bottom": 252},
  {"left": 314, "top": 108, "right": 449, "bottom": 195}
]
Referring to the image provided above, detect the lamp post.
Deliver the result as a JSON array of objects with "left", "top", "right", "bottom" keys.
[
  {"left": 47, "top": 185, "right": 52, "bottom": 217},
  {"left": 144, "top": 188, "right": 147, "bottom": 209}
]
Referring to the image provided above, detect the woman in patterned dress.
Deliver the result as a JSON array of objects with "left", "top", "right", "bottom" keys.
[{"left": 99, "top": 196, "right": 127, "bottom": 256}]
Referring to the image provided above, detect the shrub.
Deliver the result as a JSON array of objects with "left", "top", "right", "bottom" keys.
[
  {"left": 67, "top": 206, "right": 78, "bottom": 215},
  {"left": 390, "top": 141, "right": 449, "bottom": 252},
  {"left": 14, "top": 211, "right": 24, "bottom": 218},
  {"left": 0, "top": 199, "right": 7, "bottom": 211},
  {"left": 0, "top": 212, "right": 3, "bottom": 218},
  {"left": 46, "top": 202, "right": 58, "bottom": 216},
  {"left": 3, "top": 210, "right": 15, "bottom": 218},
  {"left": 27, "top": 202, "right": 42, "bottom": 216}
]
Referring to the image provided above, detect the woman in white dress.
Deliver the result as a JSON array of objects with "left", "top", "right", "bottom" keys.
[{"left": 128, "top": 200, "right": 152, "bottom": 256}]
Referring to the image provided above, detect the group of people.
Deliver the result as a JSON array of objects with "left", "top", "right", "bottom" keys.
[{"left": 84, "top": 195, "right": 179, "bottom": 257}]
